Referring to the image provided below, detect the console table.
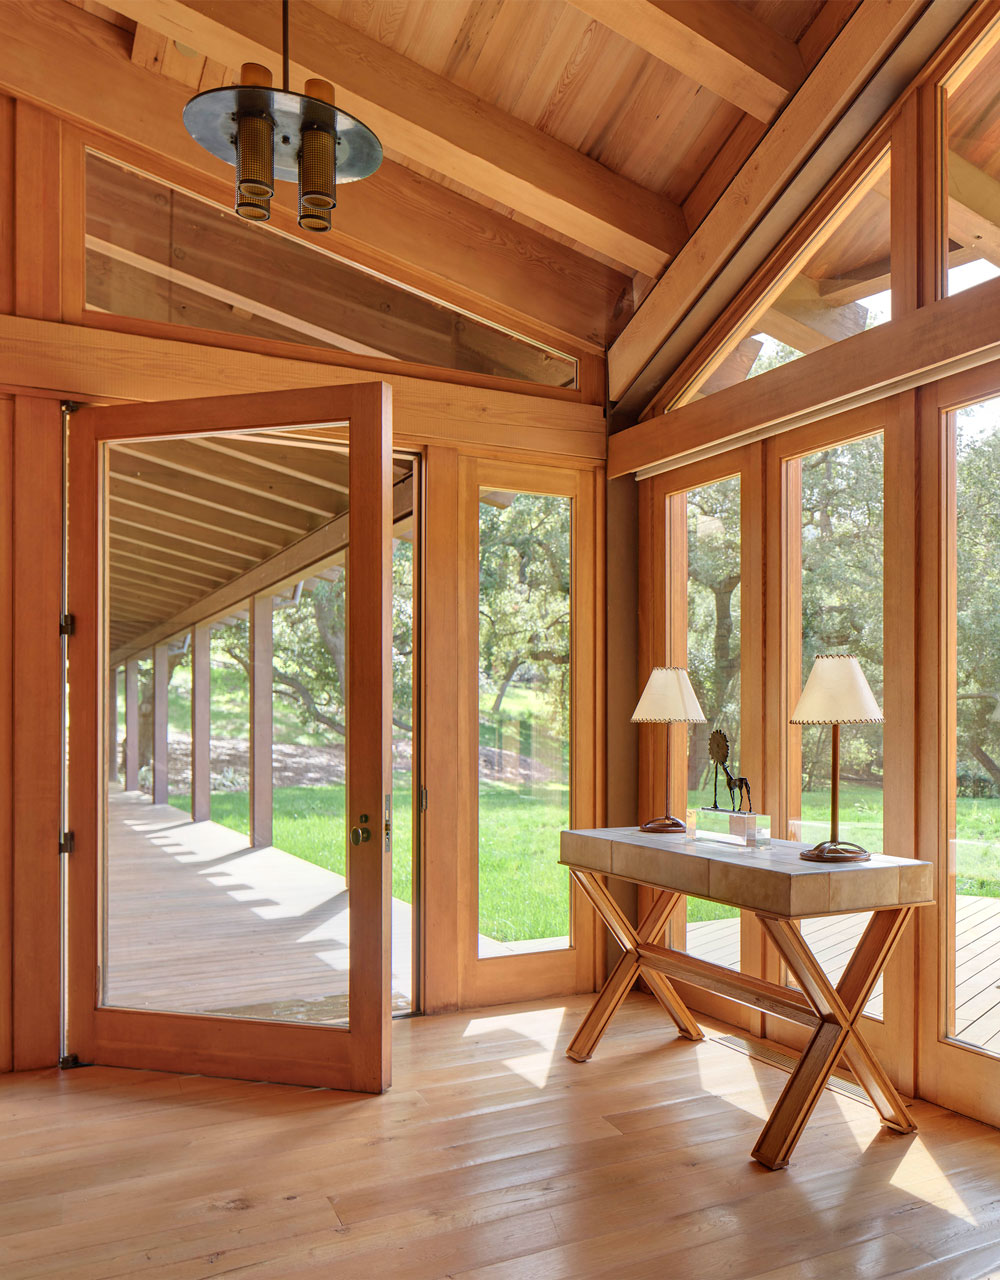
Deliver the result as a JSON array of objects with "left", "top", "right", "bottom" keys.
[{"left": 561, "top": 827, "right": 934, "bottom": 1170}]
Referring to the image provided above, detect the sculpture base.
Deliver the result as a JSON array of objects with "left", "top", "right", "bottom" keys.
[
  {"left": 799, "top": 840, "right": 871, "bottom": 863},
  {"left": 639, "top": 814, "right": 686, "bottom": 834},
  {"left": 692, "top": 808, "right": 770, "bottom": 848}
]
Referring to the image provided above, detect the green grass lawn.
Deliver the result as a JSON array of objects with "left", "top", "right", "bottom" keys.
[{"left": 169, "top": 771, "right": 1000, "bottom": 944}]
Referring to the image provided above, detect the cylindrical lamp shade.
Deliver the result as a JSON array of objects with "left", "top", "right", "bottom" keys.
[
  {"left": 236, "top": 113, "right": 275, "bottom": 199},
  {"left": 235, "top": 189, "right": 271, "bottom": 221},
  {"left": 631, "top": 667, "right": 706, "bottom": 724},
  {"left": 299, "top": 127, "right": 337, "bottom": 211},
  {"left": 790, "top": 655, "right": 883, "bottom": 725}
]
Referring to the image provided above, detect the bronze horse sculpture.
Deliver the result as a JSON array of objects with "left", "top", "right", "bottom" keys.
[{"left": 709, "top": 729, "right": 753, "bottom": 814}]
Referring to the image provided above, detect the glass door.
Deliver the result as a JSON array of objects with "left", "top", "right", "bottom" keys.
[
  {"left": 65, "top": 384, "right": 394, "bottom": 1092},
  {"left": 918, "top": 371, "right": 1000, "bottom": 1126}
]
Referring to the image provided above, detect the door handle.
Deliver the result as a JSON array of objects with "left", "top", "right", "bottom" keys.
[{"left": 350, "top": 814, "right": 371, "bottom": 846}]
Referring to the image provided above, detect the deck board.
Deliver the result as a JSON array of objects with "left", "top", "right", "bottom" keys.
[{"left": 689, "top": 894, "right": 1000, "bottom": 1045}]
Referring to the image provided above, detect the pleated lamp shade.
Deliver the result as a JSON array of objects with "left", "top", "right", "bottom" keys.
[
  {"left": 790, "top": 655, "right": 883, "bottom": 725},
  {"left": 631, "top": 667, "right": 706, "bottom": 724}
]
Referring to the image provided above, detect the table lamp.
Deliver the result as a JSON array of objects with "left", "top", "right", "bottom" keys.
[
  {"left": 790, "top": 654, "right": 883, "bottom": 862},
  {"left": 631, "top": 667, "right": 705, "bottom": 833}
]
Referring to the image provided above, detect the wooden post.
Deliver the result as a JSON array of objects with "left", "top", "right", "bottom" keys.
[
  {"left": 124, "top": 659, "right": 139, "bottom": 791},
  {"left": 152, "top": 642, "right": 169, "bottom": 805},
  {"left": 250, "top": 594, "right": 273, "bottom": 848},
  {"left": 108, "top": 666, "right": 118, "bottom": 783},
  {"left": 191, "top": 622, "right": 211, "bottom": 822}
]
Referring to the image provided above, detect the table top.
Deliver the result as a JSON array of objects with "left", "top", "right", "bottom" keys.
[{"left": 561, "top": 827, "right": 934, "bottom": 918}]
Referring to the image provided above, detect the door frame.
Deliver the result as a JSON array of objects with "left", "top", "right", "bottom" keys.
[
  {"left": 916, "top": 360, "right": 1000, "bottom": 1124},
  {"left": 66, "top": 382, "right": 394, "bottom": 1092}
]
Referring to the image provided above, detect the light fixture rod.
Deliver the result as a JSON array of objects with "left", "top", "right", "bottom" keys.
[{"left": 282, "top": 0, "right": 290, "bottom": 93}]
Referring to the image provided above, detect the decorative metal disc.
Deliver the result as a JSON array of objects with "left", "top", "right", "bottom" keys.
[
  {"left": 183, "top": 85, "right": 382, "bottom": 184},
  {"left": 708, "top": 729, "right": 729, "bottom": 766}
]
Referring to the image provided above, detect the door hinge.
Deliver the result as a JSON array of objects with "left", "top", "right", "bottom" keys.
[
  {"left": 419, "top": 785, "right": 428, "bottom": 813},
  {"left": 59, "top": 831, "right": 75, "bottom": 856},
  {"left": 59, "top": 613, "right": 75, "bottom": 637}
]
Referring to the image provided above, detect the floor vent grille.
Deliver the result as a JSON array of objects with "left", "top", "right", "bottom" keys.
[{"left": 713, "top": 1033, "right": 872, "bottom": 1108}]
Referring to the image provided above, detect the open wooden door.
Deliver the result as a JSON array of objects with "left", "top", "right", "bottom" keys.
[{"left": 65, "top": 383, "right": 394, "bottom": 1092}]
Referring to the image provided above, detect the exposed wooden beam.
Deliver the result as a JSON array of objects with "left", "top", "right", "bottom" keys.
[
  {"left": 0, "top": 1, "right": 627, "bottom": 352},
  {"left": 608, "top": 272, "right": 1000, "bottom": 479},
  {"left": 115, "top": 439, "right": 344, "bottom": 520},
  {"left": 112, "top": 458, "right": 315, "bottom": 537},
  {"left": 109, "top": 513, "right": 260, "bottom": 567},
  {"left": 565, "top": 0, "right": 805, "bottom": 124},
  {"left": 192, "top": 438, "right": 349, "bottom": 496},
  {"left": 111, "top": 0, "right": 686, "bottom": 275},
  {"left": 948, "top": 150, "right": 1000, "bottom": 268},
  {"left": 0, "top": 315, "right": 607, "bottom": 462},
  {"left": 762, "top": 277, "right": 869, "bottom": 354},
  {"left": 110, "top": 476, "right": 413, "bottom": 666},
  {"left": 111, "top": 481, "right": 288, "bottom": 553},
  {"left": 607, "top": 0, "right": 970, "bottom": 415}
]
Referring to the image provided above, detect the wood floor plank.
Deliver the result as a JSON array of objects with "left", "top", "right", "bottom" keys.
[{"left": 2, "top": 996, "right": 999, "bottom": 1279}]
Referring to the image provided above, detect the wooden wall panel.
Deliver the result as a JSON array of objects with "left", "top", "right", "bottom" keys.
[
  {"left": 12, "top": 394, "right": 63, "bottom": 1070},
  {"left": 14, "top": 102, "right": 60, "bottom": 321},
  {"left": 0, "top": 397, "right": 13, "bottom": 1072},
  {"left": 0, "top": 95, "right": 13, "bottom": 316},
  {"left": 420, "top": 447, "right": 461, "bottom": 1013}
]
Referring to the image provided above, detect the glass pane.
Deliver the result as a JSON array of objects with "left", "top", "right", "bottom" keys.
[
  {"left": 947, "top": 42, "right": 1000, "bottom": 297},
  {"left": 952, "top": 397, "right": 1000, "bottom": 1052},
  {"left": 86, "top": 151, "right": 575, "bottom": 388},
  {"left": 789, "top": 435, "right": 884, "bottom": 1009},
  {"left": 102, "top": 429, "right": 413, "bottom": 1026},
  {"left": 477, "top": 490, "right": 571, "bottom": 956},
  {"left": 685, "top": 152, "right": 891, "bottom": 400},
  {"left": 685, "top": 476, "right": 742, "bottom": 969}
]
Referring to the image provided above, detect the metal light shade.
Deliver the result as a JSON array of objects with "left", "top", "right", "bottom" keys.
[
  {"left": 235, "top": 190, "right": 272, "bottom": 222},
  {"left": 299, "top": 125, "right": 337, "bottom": 211},
  {"left": 632, "top": 667, "right": 705, "bottom": 834},
  {"left": 236, "top": 113, "right": 275, "bottom": 200},
  {"left": 298, "top": 201, "right": 332, "bottom": 233}
]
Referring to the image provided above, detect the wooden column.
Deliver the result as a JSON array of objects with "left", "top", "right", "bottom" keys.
[
  {"left": 124, "top": 659, "right": 139, "bottom": 791},
  {"left": 12, "top": 395, "right": 62, "bottom": 1070},
  {"left": 191, "top": 622, "right": 211, "bottom": 822},
  {"left": 250, "top": 595, "right": 273, "bottom": 848},
  {"left": 107, "top": 666, "right": 118, "bottom": 783},
  {"left": 0, "top": 397, "right": 12, "bottom": 1073},
  {"left": 152, "top": 642, "right": 169, "bottom": 805}
]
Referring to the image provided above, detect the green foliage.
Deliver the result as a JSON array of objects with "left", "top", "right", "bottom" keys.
[{"left": 478, "top": 493, "right": 571, "bottom": 735}]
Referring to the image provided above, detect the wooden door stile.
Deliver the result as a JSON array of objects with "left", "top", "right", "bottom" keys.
[{"left": 66, "top": 381, "right": 394, "bottom": 1091}]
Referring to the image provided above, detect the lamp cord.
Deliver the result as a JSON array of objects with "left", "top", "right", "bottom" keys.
[{"left": 282, "top": 0, "right": 289, "bottom": 93}]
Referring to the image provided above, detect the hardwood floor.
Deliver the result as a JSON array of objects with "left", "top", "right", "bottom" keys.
[{"left": 3, "top": 995, "right": 1000, "bottom": 1279}]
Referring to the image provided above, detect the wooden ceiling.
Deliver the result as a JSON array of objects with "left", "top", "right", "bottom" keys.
[
  {"left": 107, "top": 427, "right": 411, "bottom": 659},
  {"left": 1, "top": 0, "right": 978, "bottom": 415}
]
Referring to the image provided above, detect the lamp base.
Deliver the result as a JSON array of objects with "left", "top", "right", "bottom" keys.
[
  {"left": 639, "top": 814, "right": 686, "bottom": 834},
  {"left": 799, "top": 840, "right": 871, "bottom": 863}
]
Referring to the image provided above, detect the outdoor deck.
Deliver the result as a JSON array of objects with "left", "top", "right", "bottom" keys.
[
  {"left": 106, "top": 789, "right": 1000, "bottom": 1050},
  {"left": 688, "top": 894, "right": 1000, "bottom": 1049}
]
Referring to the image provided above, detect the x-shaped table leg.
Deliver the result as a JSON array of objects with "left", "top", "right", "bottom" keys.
[
  {"left": 752, "top": 906, "right": 917, "bottom": 1170},
  {"left": 566, "top": 869, "right": 703, "bottom": 1062}
]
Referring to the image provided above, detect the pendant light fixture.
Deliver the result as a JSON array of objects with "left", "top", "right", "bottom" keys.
[{"left": 182, "top": 0, "right": 381, "bottom": 231}]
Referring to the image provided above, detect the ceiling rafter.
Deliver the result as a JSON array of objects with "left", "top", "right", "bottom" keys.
[
  {"left": 607, "top": 0, "right": 964, "bottom": 416},
  {"left": 111, "top": 483, "right": 287, "bottom": 553},
  {"left": 109, "top": 0, "right": 687, "bottom": 275},
  {"left": 113, "top": 447, "right": 325, "bottom": 531},
  {"left": 564, "top": 0, "right": 806, "bottom": 124},
  {"left": 109, "top": 514, "right": 260, "bottom": 567},
  {"left": 116, "top": 440, "right": 346, "bottom": 520},
  {"left": 0, "top": 1, "right": 628, "bottom": 353}
]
